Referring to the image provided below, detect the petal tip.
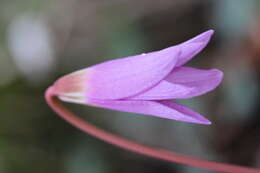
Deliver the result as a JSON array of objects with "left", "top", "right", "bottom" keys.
[
  {"left": 206, "top": 29, "right": 214, "bottom": 36},
  {"left": 200, "top": 119, "right": 212, "bottom": 125},
  {"left": 183, "top": 116, "right": 212, "bottom": 125},
  {"left": 201, "top": 29, "right": 215, "bottom": 40},
  {"left": 211, "top": 69, "right": 224, "bottom": 87},
  {"left": 189, "top": 29, "right": 215, "bottom": 44},
  {"left": 176, "top": 30, "right": 215, "bottom": 66}
]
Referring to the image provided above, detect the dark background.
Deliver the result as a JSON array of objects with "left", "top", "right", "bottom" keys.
[{"left": 0, "top": 0, "right": 260, "bottom": 172}]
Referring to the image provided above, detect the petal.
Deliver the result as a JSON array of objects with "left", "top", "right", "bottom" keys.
[
  {"left": 131, "top": 66, "right": 223, "bottom": 100},
  {"left": 52, "top": 31, "right": 212, "bottom": 100},
  {"left": 85, "top": 43, "right": 208, "bottom": 100},
  {"left": 166, "top": 67, "right": 223, "bottom": 98},
  {"left": 86, "top": 99, "right": 211, "bottom": 124},
  {"left": 52, "top": 48, "right": 179, "bottom": 100},
  {"left": 176, "top": 30, "right": 214, "bottom": 66},
  {"left": 83, "top": 46, "right": 182, "bottom": 100},
  {"left": 130, "top": 80, "right": 194, "bottom": 100}
]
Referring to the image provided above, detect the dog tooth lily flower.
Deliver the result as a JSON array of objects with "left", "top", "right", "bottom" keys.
[
  {"left": 51, "top": 30, "right": 222, "bottom": 125},
  {"left": 45, "top": 30, "right": 260, "bottom": 173}
]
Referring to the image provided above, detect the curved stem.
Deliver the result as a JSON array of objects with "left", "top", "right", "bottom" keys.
[{"left": 45, "top": 86, "right": 260, "bottom": 173}]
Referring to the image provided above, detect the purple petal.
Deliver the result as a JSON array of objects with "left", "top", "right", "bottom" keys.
[
  {"left": 87, "top": 99, "right": 211, "bottom": 124},
  {"left": 84, "top": 47, "right": 181, "bottom": 100},
  {"left": 130, "top": 80, "right": 194, "bottom": 100},
  {"left": 131, "top": 66, "right": 223, "bottom": 100},
  {"left": 176, "top": 30, "right": 214, "bottom": 66},
  {"left": 52, "top": 30, "right": 214, "bottom": 101},
  {"left": 166, "top": 67, "right": 223, "bottom": 98}
]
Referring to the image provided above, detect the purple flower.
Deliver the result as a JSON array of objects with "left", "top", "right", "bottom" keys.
[
  {"left": 51, "top": 30, "right": 223, "bottom": 125},
  {"left": 45, "top": 31, "right": 260, "bottom": 172}
]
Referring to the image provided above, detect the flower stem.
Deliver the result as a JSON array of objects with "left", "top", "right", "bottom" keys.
[{"left": 45, "top": 86, "right": 260, "bottom": 173}]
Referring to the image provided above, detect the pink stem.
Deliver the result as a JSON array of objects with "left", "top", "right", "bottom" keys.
[{"left": 45, "top": 86, "right": 260, "bottom": 173}]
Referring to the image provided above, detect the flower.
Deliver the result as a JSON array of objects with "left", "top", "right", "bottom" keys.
[
  {"left": 50, "top": 30, "right": 223, "bottom": 125},
  {"left": 45, "top": 31, "right": 260, "bottom": 172}
]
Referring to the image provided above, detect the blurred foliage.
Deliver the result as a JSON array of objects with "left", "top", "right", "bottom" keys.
[{"left": 0, "top": 0, "right": 260, "bottom": 173}]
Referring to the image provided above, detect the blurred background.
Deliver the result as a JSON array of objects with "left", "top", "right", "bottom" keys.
[{"left": 0, "top": 0, "right": 260, "bottom": 172}]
